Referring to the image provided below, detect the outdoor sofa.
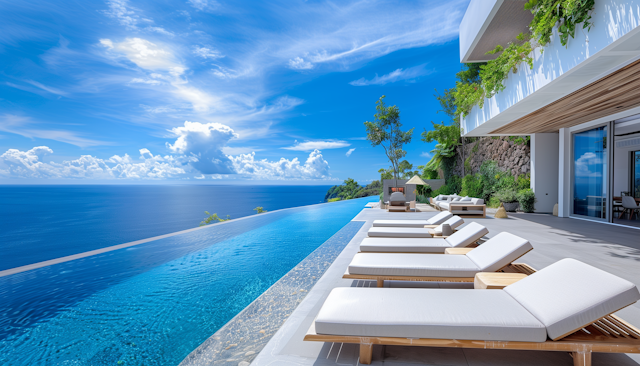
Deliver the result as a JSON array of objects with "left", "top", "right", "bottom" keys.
[
  {"left": 306, "top": 258, "right": 640, "bottom": 365},
  {"left": 385, "top": 192, "right": 411, "bottom": 212},
  {"left": 350, "top": 231, "right": 531, "bottom": 286},
  {"left": 431, "top": 194, "right": 486, "bottom": 218},
  {"left": 372, "top": 211, "right": 452, "bottom": 227}
]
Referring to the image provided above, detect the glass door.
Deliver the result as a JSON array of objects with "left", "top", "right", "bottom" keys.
[
  {"left": 634, "top": 151, "right": 640, "bottom": 198},
  {"left": 572, "top": 126, "right": 608, "bottom": 219}
]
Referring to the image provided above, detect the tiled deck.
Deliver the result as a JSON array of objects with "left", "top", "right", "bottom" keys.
[{"left": 251, "top": 208, "right": 640, "bottom": 366}]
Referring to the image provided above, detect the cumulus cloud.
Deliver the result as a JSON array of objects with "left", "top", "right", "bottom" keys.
[
  {"left": 230, "top": 149, "right": 330, "bottom": 180},
  {"left": 575, "top": 152, "right": 603, "bottom": 177},
  {"left": 283, "top": 140, "right": 350, "bottom": 151},
  {"left": 345, "top": 148, "right": 356, "bottom": 157},
  {"left": 0, "top": 146, "right": 186, "bottom": 179},
  {"left": 349, "top": 64, "right": 432, "bottom": 86},
  {"left": 166, "top": 121, "right": 238, "bottom": 174}
]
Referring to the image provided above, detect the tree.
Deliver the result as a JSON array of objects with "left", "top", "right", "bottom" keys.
[
  {"left": 421, "top": 122, "right": 460, "bottom": 178},
  {"left": 199, "top": 211, "right": 230, "bottom": 226},
  {"left": 253, "top": 207, "right": 267, "bottom": 214},
  {"left": 339, "top": 178, "right": 360, "bottom": 200},
  {"left": 364, "top": 95, "right": 414, "bottom": 187}
]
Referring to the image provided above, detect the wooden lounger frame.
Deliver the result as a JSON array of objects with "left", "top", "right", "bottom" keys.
[
  {"left": 308, "top": 263, "right": 640, "bottom": 366},
  {"left": 345, "top": 251, "right": 532, "bottom": 287}
]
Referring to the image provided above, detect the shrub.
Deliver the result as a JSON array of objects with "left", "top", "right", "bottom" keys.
[
  {"left": 517, "top": 189, "right": 537, "bottom": 213},
  {"left": 461, "top": 174, "right": 483, "bottom": 198},
  {"left": 328, "top": 197, "right": 341, "bottom": 202},
  {"left": 494, "top": 189, "right": 518, "bottom": 203},
  {"left": 416, "top": 194, "right": 431, "bottom": 204},
  {"left": 516, "top": 173, "right": 530, "bottom": 191},
  {"left": 488, "top": 196, "right": 501, "bottom": 208}
]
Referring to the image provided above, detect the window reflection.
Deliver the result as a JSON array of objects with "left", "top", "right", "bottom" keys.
[{"left": 573, "top": 126, "right": 607, "bottom": 219}]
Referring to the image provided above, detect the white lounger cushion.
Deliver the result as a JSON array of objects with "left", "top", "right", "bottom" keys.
[
  {"left": 372, "top": 220, "right": 431, "bottom": 228},
  {"left": 432, "top": 216, "right": 464, "bottom": 234},
  {"left": 352, "top": 232, "right": 532, "bottom": 276},
  {"left": 368, "top": 227, "right": 433, "bottom": 238},
  {"left": 444, "top": 222, "right": 488, "bottom": 248},
  {"left": 349, "top": 253, "right": 480, "bottom": 277},
  {"left": 467, "top": 232, "right": 532, "bottom": 272},
  {"left": 359, "top": 237, "right": 451, "bottom": 253},
  {"left": 315, "top": 287, "right": 547, "bottom": 342},
  {"left": 505, "top": 258, "right": 640, "bottom": 340},
  {"left": 372, "top": 212, "right": 454, "bottom": 228}
]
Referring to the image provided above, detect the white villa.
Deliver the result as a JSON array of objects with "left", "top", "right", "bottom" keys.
[{"left": 460, "top": 0, "right": 640, "bottom": 227}]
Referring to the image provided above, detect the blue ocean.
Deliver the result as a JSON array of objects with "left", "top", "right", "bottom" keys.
[{"left": 0, "top": 184, "right": 332, "bottom": 271}]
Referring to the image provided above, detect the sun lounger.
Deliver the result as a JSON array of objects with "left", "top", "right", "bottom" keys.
[
  {"left": 362, "top": 222, "right": 487, "bottom": 251},
  {"left": 372, "top": 212, "right": 453, "bottom": 227},
  {"left": 350, "top": 231, "right": 531, "bottom": 286},
  {"left": 429, "top": 215, "right": 464, "bottom": 235},
  {"left": 307, "top": 258, "right": 640, "bottom": 365},
  {"left": 368, "top": 217, "right": 474, "bottom": 238}
]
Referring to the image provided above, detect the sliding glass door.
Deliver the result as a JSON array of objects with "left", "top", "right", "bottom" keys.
[
  {"left": 634, "top": 151, "right": 640, "bottom": 198},
  {"left": 573, "top": 126, "right": 608, "bottom": 219}
]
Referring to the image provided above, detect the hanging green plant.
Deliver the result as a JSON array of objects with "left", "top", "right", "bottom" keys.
[
  {"left": 525, "top": 0, "right": 595, "bottom": 47},
  {"left": 481, "top": 32, "right": 534, "bottom": 98}
]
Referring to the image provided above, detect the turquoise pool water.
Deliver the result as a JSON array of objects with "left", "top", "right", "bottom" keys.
[{"left": 0, "top": 198, "right": 370, "bottom": 366}]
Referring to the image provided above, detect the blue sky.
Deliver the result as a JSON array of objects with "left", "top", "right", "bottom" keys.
[{"left": 0, "top": 0, "right": 468, "bottom": 184}]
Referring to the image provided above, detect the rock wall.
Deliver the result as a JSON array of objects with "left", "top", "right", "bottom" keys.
[{"left": 452, "top": 136, "right": 530, "bottom": 177}]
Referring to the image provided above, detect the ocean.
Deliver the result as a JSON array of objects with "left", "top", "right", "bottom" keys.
[{"left": 0, "top": 184, "right": 333, "bottom": 271}]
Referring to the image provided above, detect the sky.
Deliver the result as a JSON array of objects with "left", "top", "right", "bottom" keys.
[{"left": 0, "top": 0, "right": 469, "bottom": 184}]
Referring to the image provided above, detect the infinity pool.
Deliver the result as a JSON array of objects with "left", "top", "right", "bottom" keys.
[{"left": 0, "top": 198, "right": 370, "bottom": 365}]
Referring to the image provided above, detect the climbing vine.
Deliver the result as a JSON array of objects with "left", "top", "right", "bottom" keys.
[{"left": 453, "top": 0, "right": 596, "bottom": 117}]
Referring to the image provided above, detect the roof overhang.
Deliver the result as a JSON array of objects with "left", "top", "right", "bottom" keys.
[{"left": 459, "top": 0, "right": 533, "bottom": 63}]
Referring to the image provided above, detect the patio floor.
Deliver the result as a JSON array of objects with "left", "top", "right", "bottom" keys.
[{"left": 251, "top": 208, "right": 640, "bottom": 366}]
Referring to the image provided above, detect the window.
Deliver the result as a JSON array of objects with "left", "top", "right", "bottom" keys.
[
  {"left": 573, "top": 126, "right": 608, "bottom": 219},
  {"left": 633, "top": 151, "right": 640, "bottom": 198}
]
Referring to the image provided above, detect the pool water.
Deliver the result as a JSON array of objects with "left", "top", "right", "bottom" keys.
[{"left": 0, "top": 197, "right": 370, "bottom": 366}]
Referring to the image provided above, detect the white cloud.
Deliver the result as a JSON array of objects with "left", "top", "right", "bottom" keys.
[
  {"left": 420, "top": 151, "right": 433, "bottom": 159},
  {"left": 101, "top": 38, "right": 180, "bottom": 71},
  {"left": 350, "top": 64, "right": 432, "bottom": 86},
  {"left": 230, "top": 149, "right": 330, "bottom": 180},
  {"left": 147, "top": 27, "right": 174, "bottom": 37},
  {"left": 345, "top": 148, "right": 355, "bottom": 157},
  {"left": 130, "top": 78, "right": 162, "bottom": 85},
  {"left": 283, "top": 140, "right": 350, "bottom": 151},
  {"left": 188, "top": 0, "right": 219, "bottom": 12},
  {"left": 103, "top": 0, "right": 141, "bottom": 31},
  {"left": 0, "top": 114, "right": 108, "bottom": 148},
  {"left": 24, "top": 80, "right": 68, "bottom": 96},
  {"left": 575, "top": 152, "right": 603, "bottom": 177},
  {"left": 166, "top": 121, "right": 238, "bottom": 174},
  {"left": 193, "top": 46, "right": 223, "bottom": 60},
  {"left": 288, "top": 57, "right": 313, "bottom": 70}
]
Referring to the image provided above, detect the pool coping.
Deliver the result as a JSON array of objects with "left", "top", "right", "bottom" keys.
[{"left": 0, "top": 197, "right": 376, "bottom": 278}]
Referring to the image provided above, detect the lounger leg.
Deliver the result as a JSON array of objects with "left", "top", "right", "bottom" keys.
[
  {"left": 571, "top": 350, "right": 592, "bottom": 366},
  {"left": 359, "top": 343, "right": 373, "bottom": 364},
  {"left": 376, "top": 279, "right": 384, "bottom": 287}
]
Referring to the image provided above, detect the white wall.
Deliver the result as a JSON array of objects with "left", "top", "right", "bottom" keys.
[
  {"left": 531, "top": 133, "right": 559, "bottom": 213},
  {"left": 558, "top": 128, "right": 572, "bottom": 217},
  {"left": 462, "top": 0, "right": 640, "bottom": 136}
]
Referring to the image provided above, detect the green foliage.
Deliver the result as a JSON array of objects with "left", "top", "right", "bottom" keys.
[
  {"left": 199, "top": 211, "right": 230, "bottom": 226},
  {"left": 419, "top": 165, "right": 440, "bottom": 180},
  {"left": 325, "top": 179, "right": 383, "bottom": 202},
  {"left": 488, "top": 196, "right": 501, "bottom": 208},
  {"left": 517, "top": 188, "right": 537, "bottom": 212},
  {"left": 464, "top": 156, "right": 471, "bottom": 173},
  {"left": 509, "top": 136, "right": 531, "bottom": 145},
  {"left": 516, "top": 173, "right": 531, "bottom": 190},
  {"left": 494, "top": 188, "right": 519, "bottom": 203},
  {"left": 364, "top": 95, "right": 414, "bottom": 180},
  {"left": 378, "top": 168, "right": 393, "bottom": 181},
  {"left": 525, "top": 0, "right": 595, "bottom": 47},
  {"left": 471, "top": 143, "right": 479, "bottom": 154},
  {"left": 461, "top": 174, "right": 483, "bottom": 198},
  {"left": 397, "top": 160, "right": 420, "bottom": 179},
  {"left": 451, "top": 81, "right": 485, "bottom": 118},
  {"left": 253, "top": 206, "right": 267, "bottom": 214},
  {"left": 416, "top": 184, "right": 432, "bottom": 197},
  {"left": 416, "top": 194, "right": 431, "bottom": 204},
  {"left": 421, "top": 122, "right": 460, "bottom": 172},
  {"left": 481, "top": 33, "right": 534, "bottom": 99},
  {"left": 432, "top": 175, "right": 462, "bottom": 197}
]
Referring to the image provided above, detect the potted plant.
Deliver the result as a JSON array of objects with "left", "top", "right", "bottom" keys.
[{"left": 494, "top": 189, "right": 519, "bottom": 212}]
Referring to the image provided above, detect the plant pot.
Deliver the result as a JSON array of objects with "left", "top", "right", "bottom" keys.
[{"left": 502, "top": 201, "right": 519, "bottom": 212}]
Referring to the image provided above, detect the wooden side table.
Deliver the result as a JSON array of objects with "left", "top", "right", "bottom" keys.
[
  {"left": 444, "top": 248, "right": 474, "bottom": 255},
  {"left": 474, "top": 272, "right": 528, "bottom": 289}
]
